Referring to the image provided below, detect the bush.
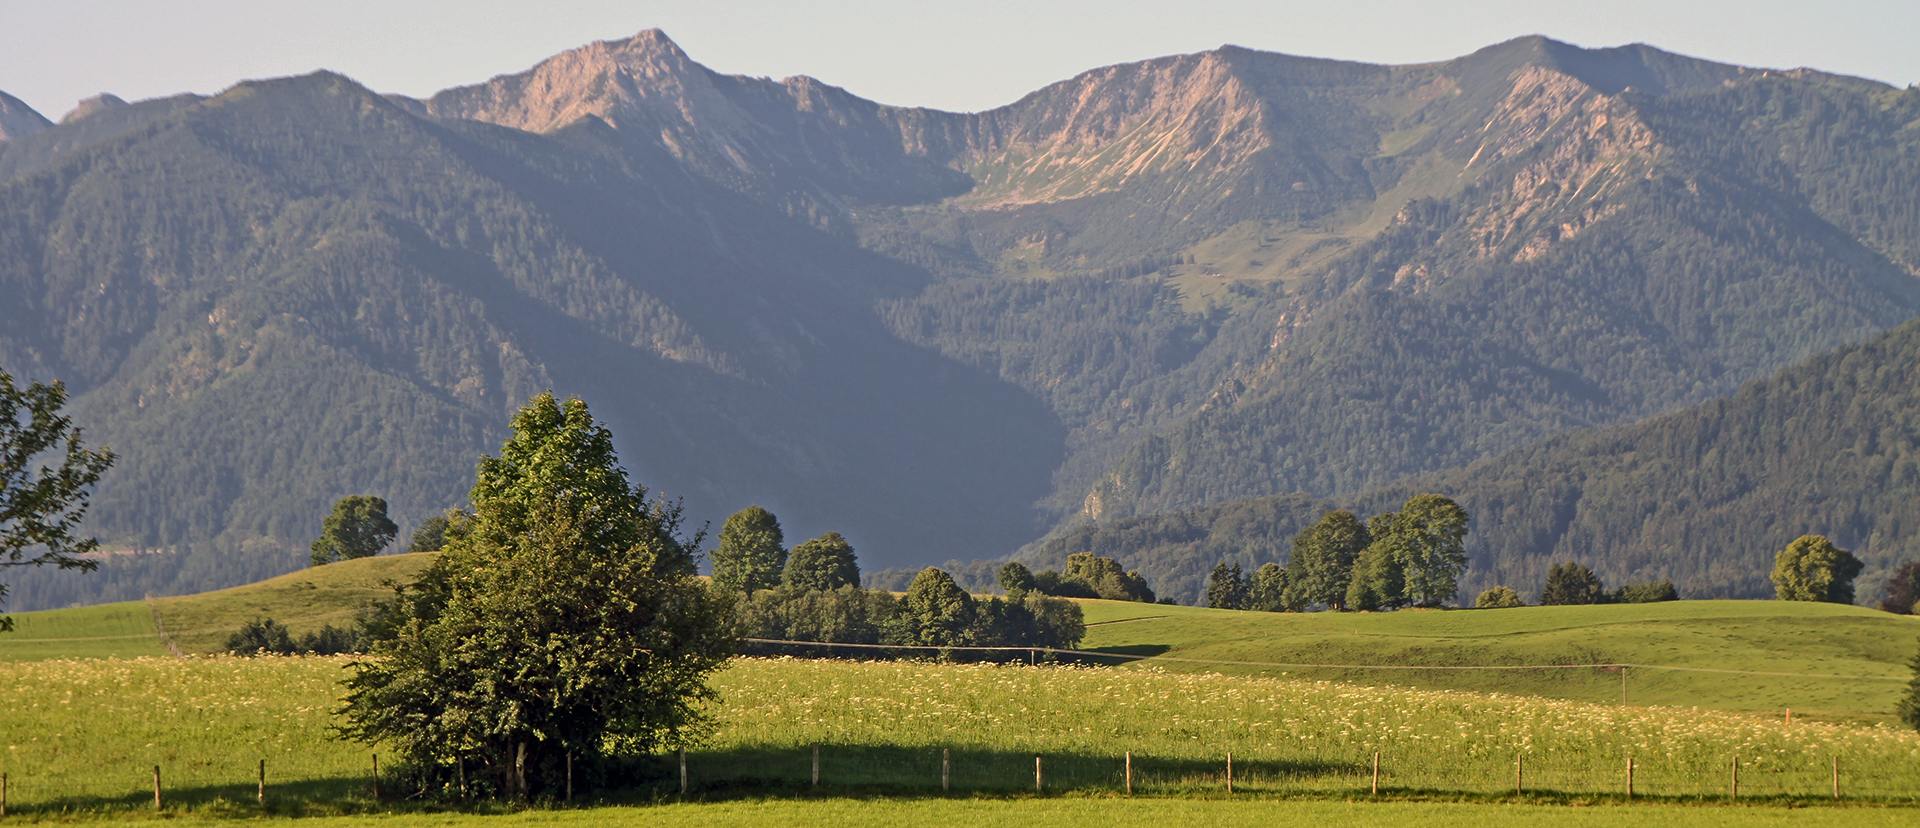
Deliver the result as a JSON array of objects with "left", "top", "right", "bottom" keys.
[
  {"left": 1614, "top": 579, "right": 1679, "bottom": 603},
  {"left": 1475, "top": 586, "right": 1525, "bottom": 608},
  {"left": 227, "top": 617, "right": 296, "bottom": 655}
]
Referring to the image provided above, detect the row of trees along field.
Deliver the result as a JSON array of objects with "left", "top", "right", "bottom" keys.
[
  {"left": 1201, "top": 495, "right": 1471, "bottom": 612},
  {"left": 708, "top": 506, "right": 1086, "bottom": 650}
]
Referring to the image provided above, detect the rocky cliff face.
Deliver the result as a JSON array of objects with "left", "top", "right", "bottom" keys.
[{"left": 0, "top": 89, "right": 51, "bottom": 141}]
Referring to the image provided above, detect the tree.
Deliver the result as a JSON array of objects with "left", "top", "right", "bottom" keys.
[
  {"left": 1899, "top": 638, "right": 1920, "bottom": 732},
  {"left": 1539, "top": 561, "right": 1609, "bottom": 606},
  {"left": 1345, "top": 541, "right": 1403, "bottom": 612},
  {"left": 0, "top": 372, "right": 115, "bottom": 630},
  {"left": 1881, "top": 561, "right": 1920, "bottom": 614},
  {"left": 1475, "top": 586, "right": 1525, "bottom": 608},
  {"left": 1378, "top": 494, "right": 1470, "bottom": 607},
  {"left": 310, "top": 495, "right": 398, "bottom": 566},
  {"left": 712, "top": 505, "right": 787, "bottom": 595},
  {"left": 1771, "top": 535, "right": 1864, "bottom": 603},
  {"left": 1206, "top": 562, "right": 1248, "bottom": 610},
  {"left": 1065, "top": 552, "right": 1155, "bottom": 602},
  {"left": 998, "top": 561, "right": 1036, "bottom": 598},
  {"left": 339, "top": 392, "right": 733, "bottom": 798},
  {"left": 406, "top": 510, "right": 468, "bottom": 554},
  {"left": 901, "top": 567, "right": 976, "bottom": 646},
  {"left": 1248, "top": 563, "right": 1289, "bottom": 612},
  {"left": 784, "top": 532, "right": 860, "bottom": 591},
  {"left": 1285, "top": 510, "right": 1369, "bottom": 610}
]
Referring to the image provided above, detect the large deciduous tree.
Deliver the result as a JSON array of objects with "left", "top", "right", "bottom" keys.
[
  {"left": 338, "top": 392, "right": 732, "bottom": 798},
  {"left": 1285, "top": 509, "right": 1370, "bottom": 610},
  {"left": 310, "top": 495, "right": 399, "bottom": 566},
  {"left": 0, "top": 372, "right": 114, "bottom": 630},
  {"left": 901, "top": 567, "right": 976, "bottom": 646},
  {"left": 1770, "top": 535, "right": 1864, "bottom": 604},
  {"left": 784, "top": 532, "right": 860, "bottom": 591},
  {"left": 1880, "top": 561, "right": 1920, "bottom": 614},
  {"left": 711, "top": 505, "right": 787, "bottom": 595}
]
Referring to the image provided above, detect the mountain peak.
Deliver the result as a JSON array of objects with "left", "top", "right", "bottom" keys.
[
  {"left": 61, "top": 92, "right": 130, "bottom": 124},
  {"left": 0, "top": 88, "right": 53, "bottom": 141}
]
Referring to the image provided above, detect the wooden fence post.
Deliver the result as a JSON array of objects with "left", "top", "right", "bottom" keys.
[
  {"left": 942, "top": 748, "right": 950, "bottom": 792},
  {"left": 1832, "top": 756, "right": 1839, "bottom": 800},
  {"left": 1730, "top": 755, "right": 1738, "bottom": 800},
  {"left": 1125, "top": 751, "right": 1132, "bottom": 795},
  {"left": 1371, "top": 752, "right": 1379, "bottom": 795},
  {"left": 153, "top": 765, "right": 162, "bottom": 810},
  {"left": 1035, "top": 756, "right": 1043, "bottom": 792},
  {"left": 1516, "top": 755, "right": 1523, "bottom": 795},
  {"left": 1621, "top": 666, "right": 1627, "bottom": 704},
  {"left": 3, "top": 771, "right": 8, "bottom": 816},
  {"left": 566, "top": 752, "right": 573, "bottom": 803},
  {"left": 679, "top": 747, "right": 688, "bottom": 795},
  {"left": 812, "top": 744, "right": 820, "bottom": 788},
  {"left": 258, "top": 758, "right": 265, "bottom": 803},
  {"left": 372, "top": 754, "right": 380, "bottom": 799},
  {"left": 1626, "top": 757, "right": 1634, "bottom": 798},
  {"left": 1226, "top": 751, "right": 1233, "bottom": 794}
]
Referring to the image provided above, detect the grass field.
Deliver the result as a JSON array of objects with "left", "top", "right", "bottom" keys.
[
  {"left": 1074, "top": 599, "right": 1920, "bottom": 723},
  {"left": 22, "top": 799, "right": 1920, "bottom": 828},
  {"left": 0, "top": 554, "right": 436, "bottom": 662},
  {"left": 2, "top": 655, "right": 1916, "bottom": 817}
]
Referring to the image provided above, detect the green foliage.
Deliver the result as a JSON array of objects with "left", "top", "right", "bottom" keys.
[
  {"left": 1613, "top": 579, "right": 1679, "bottom": 604},
  {"left": 225, "top": 617, "right": 295, "bottom": 655},
  {"left": 1345, "top": 542, "right": 1403, "bottom": 612},
  {"left": 1365, "top": 494, "right": 1469, "bottom": 607},
  {"left": 339, "top": 393, "right": 732, "bottom": 798},
  {"left": 1899, "top": 640, "right": 1920, "bottom": 732},
  {"left": 1247, "top": 562, "right": 1289, "bottom": 612},
  {"left": 0, "top": 371, "right": 114, "bottom": 628},
  {"left": 405, "top": 511, "right": 466, "bottom": 554},
  {"left": 1474, "top": 586, "right": 1525, "bottom": 609},
  {"left": 1284, "top": 509, "right": 1370, "bottom": 610},
  {"left": 901, "top": 567, "right": 976, "bottom": 646},
  {"left": 740, "top": 584, "right": 900, "bottom": 645},
  {"left": 1540, "top": 561, "right": 1609, "bottom": 606},
  {"left": 997, "top": 561, "right": 1035, "bottom": 597},
  {"left": 1029, "top": 494, "right": 1333, "bottom": 605},
  {"left": 1205, "top": 562, "right": 1248, "bottom": 610},
  {"left": 225, "top": 616, "right": 361, "bottom": 656},
  {"left": 784, "top": 532, "right": 860, "bottom": 592},
  {"left": 1772, "top": 535, "right": 1865, "bottom": 604},
  {"left": 1880, "top": 561, "right": 1920, "bottom": 614},
  {"left": 713, "top": 505, "right": 787, "bottom": 595},
  {"left": 308, "top": 495, "right": 398, "bottom": 567},
  {"left": 1063, "top": 552, "right": 1156, "bottom": 602}
]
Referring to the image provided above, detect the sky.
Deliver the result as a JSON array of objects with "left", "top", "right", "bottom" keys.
[{"left": 2, "top": 0, "right": 1916, "bottom": 120}]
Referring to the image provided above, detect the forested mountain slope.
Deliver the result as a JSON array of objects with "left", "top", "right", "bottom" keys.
[
  {"left": 1033, "top": 318, "right": 1920, "bottom": 605},
  {"left": 4, "top": 31, "right": 1920, "bottom": 608},
  {"left": 0, "top": 71, "right": 1061, "bottom": 607}
]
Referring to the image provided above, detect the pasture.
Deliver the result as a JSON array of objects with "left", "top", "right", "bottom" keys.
[
  {"left": 1075, "top": 599, "right": 1920, "bottom": 722},
  {"left": 1, "top": 655, "right": 1916, "bottom": 817}
]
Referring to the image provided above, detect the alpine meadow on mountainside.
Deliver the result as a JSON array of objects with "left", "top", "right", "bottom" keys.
[{"left": 1, "top": 30, "right": 1918, "bottom": 607}]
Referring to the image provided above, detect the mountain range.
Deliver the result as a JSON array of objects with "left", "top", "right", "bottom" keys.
[{"left": 3, "top": 30, "right": 1917, "bottom": 608}]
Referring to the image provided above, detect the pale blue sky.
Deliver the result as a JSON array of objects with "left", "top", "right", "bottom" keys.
[{"left": 2, "top": 0, "right": 1915, "bottom": 120}]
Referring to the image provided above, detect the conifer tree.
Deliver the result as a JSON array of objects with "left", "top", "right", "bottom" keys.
[
  {"left": 1539, "top": 561, "right": 1608, "bottom": 605},
  {"left": 1206, "top": 562, "right": 1248, "bottom": 609}
]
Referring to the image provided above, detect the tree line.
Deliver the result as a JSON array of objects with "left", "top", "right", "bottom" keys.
[{"left": 1200, "top": 494, "right": 1470, "bottom": 612}]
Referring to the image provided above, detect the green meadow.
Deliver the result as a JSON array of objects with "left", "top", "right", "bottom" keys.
[
  {"left": 2, "top": 560, "right": 1918, "bottom": 821},
  {"left": 1076, "top": 599, "right": 1920, "bottom": 722}
]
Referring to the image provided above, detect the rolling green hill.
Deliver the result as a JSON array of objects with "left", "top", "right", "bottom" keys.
[
  {"left": 0, "top": 553, "right": 433, "bottom": 660},
  {"left": 1075, "top": 599, "right": 1920, "bottom": 723}
]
